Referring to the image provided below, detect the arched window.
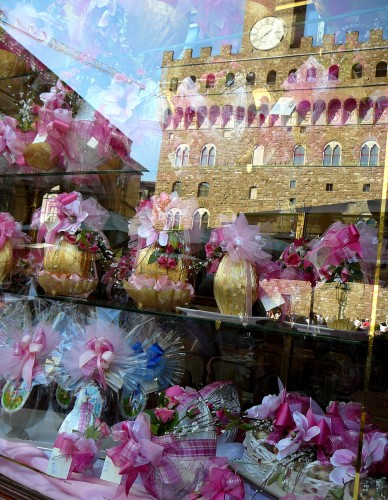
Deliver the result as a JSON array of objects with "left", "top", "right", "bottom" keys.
[
  {"left": 246, "top": 72, "right": 256, "bottom": 85},
  {"left": 313, "top": 100, "right": 326, "bottom": 124},
  {"left": 343, "top": 98, "right": 357, "bottom": 124},
  {"left": 328, "top": 99, "right": 342, "bottom": 124},
  {"left": 297, "top": 100, "right": 311, "bottom": 124},
  {"left": 173, "top": 107, "right": 184, "bottom": 128},
  {"left": 185, "top": 106, "right": 196, "bottom": 128},
  {"left": 267, "top": 70, "right": 276, "bottom": 84},
  {"left": 375, "top": 61, "right": 387, "bottom": 78},
  {"left": 209, "top": 105, "right": 220, "bottom": 126},
  {"left": 249, "top": 186, "right": 257, "bottom": 199},
  {"left": 200, "top": 145, "right": 216, "bottom": 166},
  {"left": 172, "top": 181, "right": 182, "bottom": 195},
  {"left": 306, "top": 67, "right": 317, "bottom": 82},
  {"left": 175, "top": 144, "right": 189, "bottom": 166},
  {"left": 376, "top": 97, "right": 388, "bottom": 122},
  {"left": 206, "top": 74, "right": 216, "bottom": 88},
  {"left": 235, "top": 106, "right": 245, "bottom": 123},
  {"left": 360, "top": 142, "right": 379, "bottom": 166},
  {"left": 359, "top": 98, "right": 373, "bottom": 122},
  {"left": 352, "top": 63, "right": 362, "bottom": 79},
  {"left": 288, "top": 69, "right": 297, "bottom": 83},
  {"left": 225, "top": 72, "right": 235, "bottom": 87},
  {"left": 197, "top": 106, "right": 207, "bottom": 128},
  {"left": 192, "top": 209, "right": 210, "bottom": 229},
  {"left": 221, "top": 105, "right": 233, "bottom": 127},
  {"left": 293, "top": 145, "right": 306, "bottom": 165},
  {"left": 323, "top": 142, "right": 341, "bottom": 166},
  {"left": 198, "top": 182, "right": 210, "bottom": 197},
  {"left": 247, "top": 104, "right": 257, "bottom": 126},
  {"left": 252, "top": 145, "right": 264, "bottom": 166},
  {"left": 167, "top": 209, "right": 181, "bottom": 229},
  {"left": 170, "top": 77, "right": 178, "bottom": 91},
  {"left": 328, "top": 65, "right": 339, "bottom": 81}
]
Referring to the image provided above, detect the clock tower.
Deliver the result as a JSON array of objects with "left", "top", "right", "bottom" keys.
[{"left": 241, "top": 0, "right": 306, "bottom": 55}]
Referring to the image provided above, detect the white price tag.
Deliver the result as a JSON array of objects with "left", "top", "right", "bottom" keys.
[
  {"left": 33, "top": 133, "right": 48, "bottom": 144},
  {"left": 47, "top": 447, "right": 72, "bottom": 479},
  {"left": 87, "top": 137, "right": 99, "bottom": 149},
  {"left": 100, "top": 456, "right": 122, "bottom": 484}
]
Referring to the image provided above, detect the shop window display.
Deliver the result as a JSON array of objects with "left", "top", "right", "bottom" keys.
[{"left": 0, "top": 1, "right": 387, "bottom": 499}]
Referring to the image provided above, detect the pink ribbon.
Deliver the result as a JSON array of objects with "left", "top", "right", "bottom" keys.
[
  {"left": 199, "top": 457, "right": 245, "bottom": 500},
  {"left": 79, "top": 337, "right": 115, "bottom": 390},
  {"left": 107, "top": 414, "right": 164, "bottom": 494},
  {"left": 274, "top": 402, "right": 294, "bottom": 429},
  {"left": 54, "top": 433, "right": 98, "bottom": 475},
  {"left": 11, "top": 329, "right": 47, "bottom": 388},
  {"left": 38, "top": 107, "right": 74, "bottom": 159},
  {"left": 0, "top": 116, "right": 26, "bottom": 164}
]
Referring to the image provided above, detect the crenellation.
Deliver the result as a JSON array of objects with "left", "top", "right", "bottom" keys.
[
  {"left": 219, "top": 44, "right": 233, "bottom": 58},
  {"left": 321, "top": 34, "right": 336, "bottom": 51}
]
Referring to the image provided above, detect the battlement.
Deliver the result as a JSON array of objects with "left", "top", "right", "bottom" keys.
[{"left": 161, "top": 29, "right": 387, "bottom": 67}]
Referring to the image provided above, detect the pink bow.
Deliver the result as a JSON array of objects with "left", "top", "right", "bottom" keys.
[
  {"left": 38, "top": 107, "right": 74, "bottom": 159},
  {"left": 200, "top": 458, "right": 244, "bottom": 500},
  {"left": 0, "top": 212, "right": 16, "bottom": 249},
  {"left": 11, "top": 329, "right": 47, "bottom": 388},
  {"left": 0, "top": 116, "right": 25, "bottom": 164},
  {"left": 274, "top": 402, "right": 294, "bottom": 429},
  {"left": 54, "top": 433, "right": 98, "bottom": 475},
  {"left": 107, "top": 414, "right": 164, "bottom": 494},
  {"left": 79, "top": 337, "right": 115, "bottom": 390}
]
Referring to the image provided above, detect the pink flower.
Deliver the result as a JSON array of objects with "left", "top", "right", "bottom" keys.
[
  {"left": 89, "top": 243, "right": 99, "bottom": 253},
  {"left": 64, "top": 233, "right": 77, "bottom": 244},
  {"left": 246, "top": 393, "right": 283, "bottom": 420},
  {"left": 98, "top": 422, "right": 111, "bottom": 438},
  {"left": 165, "top": 385, "right": 185, "bottom": 399},
  {"left": 167, "top": 257, "right": 177, "bottom": 269},
  {"left": 283, "top": 251, "right": 302, "bottom": 267},
  {"left": 157, "top": 255, "right": 168, "bottom": 267},
  {"left": 59, "top": 200, "right": 88, "bottom": 234},
  {"left": 154, "top": 407, "right": 175, "bottom": 424},
  {"left": 165, "top": 244, "right": 174, "bottom": 254},
  {"left": 99, "top": 80, "right": 140, "bottom": 123},
  {"left": 276, "top": 411, "right": 320, "bottom": 460},
  {"left": 205, "top": 242, "right": 216, "bottom": 258},
  {"left": 340, "top": 267, "right": 350, "bottom": 282}
]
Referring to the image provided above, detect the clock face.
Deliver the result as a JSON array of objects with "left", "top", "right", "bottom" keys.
[{"left": 250, "top": 17, "right": 285, "bottom": 50}]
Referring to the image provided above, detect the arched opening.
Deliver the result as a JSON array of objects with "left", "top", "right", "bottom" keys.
[
  {"left": 313, "top": 100, "right": 326, "bottom": 124},
  {"left": 297, "top": 100, "right": 311, "bottom": 124},
  {"left": 247, "top": 104, "right": 257, "bottom": 126},
  {"left": 221, "top": 105, "right": 233, "bottom": 127},
  {"left": 288, "top": 69, "right": 297, "bottom": 83},
  {"left": 360, "top": 142, "right": 379, "bottom": 166},
  {"left": 198, "top": 182, "right": 210, "bottom": 197},
  {"left": 323, "top": 143, "right": 341, "bottom": 166},
  {"left": 197, "top": 106, "right": 207, "bottom": 128},
  {"left": 206, "top": 74, "right": 216, "bottom": 88},
  {"left": 328, "top": 99, "right": 342, "bottom": 124},
  {"left": 249, "top": 186, "right": 258, "bottom": 199},
  {"left": 306, "top": 67, "right": 317, "bottom": 82},
  {"left": 252, "top": 145, "right": 264, "bottom": 166},
  {"left": 375, "top": 61, "right": 387, "bottom": 78},
  {"left": 200, "top": 145, "right": 216, "bottom": 166},
  {"left": 209, "top": 105, "right": 220, "bottom": 127},
  {"left": 225, "top": 72, "right": 235, "bottom": 87},
  {"left": 343, "top": 98, "right": 357, "bottom": 124},
  {"left": 172, "top": 181, "right": 182, "bottom": 195},
  {"left": 267, "top": 70, "right": 276, "bottom": 84},
  {"left": 352, "top": 63, "right": 362, "bottom": 79},
  {"left": 328, "top": 65, "right": 339, "bottom": 81},
  {"left": 170, "top": 77, "right": 178, "bottom": 91},
  {"left": 293, "top": 145, "right": 306, "bottom": 165},
  {"left": 359, "top": 98, "right": 373, "bottom": 122},
  {"left": 246, "top": 72, "right": 256, "bottom": 85},
  {"left": 175, "top": 145, "right": 189, "bottom": 166},
  {"left": 173, "top": 107, "right": 184, "bottom": 128}
]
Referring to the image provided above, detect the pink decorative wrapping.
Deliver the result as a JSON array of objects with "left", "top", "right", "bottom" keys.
[
  {"left": 0, "top": 323, "right": 60, "bottom": 389},
  {"left": 0, "top": 212, "right": 29, "bottom": 249},
  {"left": 128, "top": 274, "right": 194, "bottom": 295},
  {"left": 54, "top": 433, "right": 99, "bottom": 475},
  {"left": 78, "top": 337, "right": 115, "bottom": 390}
]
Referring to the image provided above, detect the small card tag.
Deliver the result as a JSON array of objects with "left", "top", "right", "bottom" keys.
[
  {"left": 33, "top": 133, "right": 48, "bottom": 144},
  {"left": 47, "top": 447, "right": 72, "bottom": 479},
  {"left": 141, "top": 379, "right": 159, "bottom": 395},
  {"left": 100, "top": 456, "right": 122, "bottom": 484},
  {"left": 87, "top": 137, "right": 99, "bottom": 148}
]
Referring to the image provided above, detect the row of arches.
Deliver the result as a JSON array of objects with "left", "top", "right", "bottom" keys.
[
  {"left": 174, "top": 141, "right": 381, "bottom": 167},
  {"left": 169, "top": 61, "right": 387, "bottom": 90},
  {"left": 167, "top": 203, "right": 210, "bottom": 230},
  {"left": 166, "top": 96, "right": 388, "bottom": 130}
]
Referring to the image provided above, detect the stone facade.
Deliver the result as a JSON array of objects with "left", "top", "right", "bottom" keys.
[{"left": 155, "top": 0, "right": 388, "bottom": 228}]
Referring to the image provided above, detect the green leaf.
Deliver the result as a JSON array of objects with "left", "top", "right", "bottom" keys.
[
  {"left": 330, "top": 487, "right": 345, "bottom": 499},
  {"left": 148, "top": 251, "right": 160, "bottom": 264},
  {"left": 266, "top": 470, "right": 281, "bottom": 486},
  {"left": 150, "top": 424, "right": 159, "bottom": 436},
  {"left": 168, "top": 232, "right": 179, "bottom": 249},
  {"left": 144, "top": 409, "right": 158, "bottom": 425}
]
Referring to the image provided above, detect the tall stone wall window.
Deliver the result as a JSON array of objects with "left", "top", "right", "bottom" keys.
[
  {"left": 328, "top": 65, "right": 339, "bottom": 81},
  {"left": 192, "top": 209, "right": 210, "bottom": 229},
  {"left": 246, "top": 72, "right": 256, "bottom": 85},
  {"left": 225, "top": 72, "right": 235, "bottom": 87},
  {"left": 323, "top": 142, "right": 342, "bottom": 166},
  {"left": 306, "top": 67, "right": 317, "bottom": 82},
  {"left": 375, "top": 61, "right": 387, "bottom": 78},
  {"left": 360, "top": 142, "right": 379, "bottom": 166},
  {"left": 288, "top": 69, "right": 297, "bottom": 83},
  {"left": 175, "top": 144, "right": 189, "bottom": 166},
  {"left": 169, "top": 77, "right": 178, "bottom": 91},
  {"left": 249, "top": 186, "right": 257, "bottom": 199},
  {"left": 172, "top": 181, "right": 182, "bottom": 195},
  {"left": 252, "top": 145, "right": 264, "bottom": 166},
  {"left": 200, "top": 145, "right": 216, "bottom": 166},
  {"left": 267, "top": 70, "right": 276, "bottom": 84},
  {"left": 352, "top": 63, "right": 362, "bottom": 79},
  {"left": 206, "top": 74, "right": 216, "bottom": 88},
  {"left": 198, "top": 182, "right": 210, "bottom": 197},
  {"left": 293, "top": 145, "right": 306, "bottom": 165}
]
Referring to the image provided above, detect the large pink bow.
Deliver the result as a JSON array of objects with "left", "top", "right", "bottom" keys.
[
  {"left": 0, "top": 116, "right": 25, "bottom": 164},
  {"left": 79, "top": 337, "right": 115, "bottom": 390},
  {"left": 11, "top": 329, "right": 47, "bottom": 388},
  {"left": 107, "top": 414, "right": 164, "bottom": 494},
  {"left": 199, "top": 457, "right": 245, "bottom": 500},
  {"left": 38, "top": 107, "right": 74, "bottom": 159}
]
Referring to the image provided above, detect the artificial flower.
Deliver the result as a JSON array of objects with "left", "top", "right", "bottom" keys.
[
  {"left": 276, "top": 411, "right": 320, "bottom": 460},
  {"left": 99, "top": 80, "right": 140, "bottom": 124}
]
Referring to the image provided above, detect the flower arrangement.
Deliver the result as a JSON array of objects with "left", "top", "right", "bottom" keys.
[{"left": 236, "top": 381, "right": 388, "bottom": 496}]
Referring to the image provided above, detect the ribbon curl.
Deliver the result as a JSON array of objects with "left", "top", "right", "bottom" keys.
[
  {"left": 79, "top": 337, "right": 115, "bottom": 390},
  {"left": 11, "top": 329, "right": 47, "bottom": 388},
  {"left": 199, "top": 457, "right": 245, "bottom": 500}
]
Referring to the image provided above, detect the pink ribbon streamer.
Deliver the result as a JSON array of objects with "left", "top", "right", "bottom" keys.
[
  {"left": 11, "top": 329, "right": 47, "bottom": 388},
  {"left": 54, "top": 433, "right": 98, "bottom": 475},
  {"left": 79, "top": 337, "right": 115, "bottom": 390}
]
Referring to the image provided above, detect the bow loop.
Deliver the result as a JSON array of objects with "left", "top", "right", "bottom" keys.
[{"left": 79, "top": 336, "right": 115, "bottom": 389}]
